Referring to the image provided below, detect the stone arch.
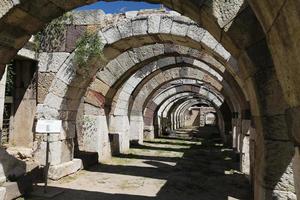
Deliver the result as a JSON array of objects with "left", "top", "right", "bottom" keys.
[
  {"left": 109, "top": 59, "right": 241, "bottom": 116},
  {"left": 37, "top": 12, "right": 248, "bottom": 121},
  {"left": 143, "top": 86, "right": 230, "bottom": 140},
  {"left": 126, "top": 70, "right": 228, "bottom": 140}
]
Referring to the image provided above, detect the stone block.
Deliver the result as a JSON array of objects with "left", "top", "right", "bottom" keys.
[
  {"left": 34, "top": 139, "right": 74, "bottom": 166},
  {"left": 105, "top": 59, "right": 124, "bottom": 78},
  {"left": 293, "top": 147, "right": 300, "bottom": 198},
  {"left": 109, "top": 133, "right": 120, "bottom": 156},
  {"left": 3, "top": 182, "right": 22, "bottom": 200},
  {"left": 187, "top": 24, "right": 205, "bottom": 43},
  {"left": 214, "top": 43, "right": 231, "bottom": 61},
  {"left": 159, "top": 16, "right": 173, "bottom": 34},
  {"left": 65, "top": 25, "right": 86, "bottom": 52},
  {"left": 148, "top": 15, "right": 160, "bottom": 34},
  {"left": 130, "top": 116, "right": 144, "bottom": 143},
  {"left": 116, "top": 51, "right": 135, "bottom": 70},
  {"left": 132, "top": 17, "right": 148, "bottom": 35},
  {"left": 48, "top": 159, "right": 83, "bottom": 180},
  {"left": 77, "top": 115, "right": 111, "bottom": 162},
  {"left": 0, "top": 187, "right": 5, "bottom": 200},
  {"left": 201, "top": 31, "right": 218, "bottom": 51},
  {"left": 38, "top": 52, "right": 70, "bottom": 73},
  {"left": 96, "top": 68, "right": 115, "bottom": 86},
  {"left": 102, "top": 27, "right": 121, "bottom": 44},
  {"left": 135, "top": 45, "right": 154, "bottom": 61},
  {"left": 17, "top": 48, "right": 36, "bottom": 60},
  {"left": 109, "top": 115, "right": 130, "bottom": 153},
  {"left": 117, "top": 19, "right": 132, "bottom": 38},
  {"left": 84, "top": 89, "right": 106, "bottom": 108},
  {"left": 0, "top": 0, "right": 13, "bottom": 18},
  {"left": 96, "top": 116, "right": 112, "bottom": 162},
  {"left": 125, "top": 11, "right": 138, "bottom": 18},
  {"left": 263, "top": 140, "right": 295, "bottom": 193},
  {"left": 72, "top": 10, "right": 105, "bottom": 25},
  {"left": 83, "top": 103, "right": 105, "bottom": 116},
  {"left": 38, "top": 72, "right": 56, "bottom": 103},
  {"left": 170, "top": 20, "right": 188, "bottom": 37}
]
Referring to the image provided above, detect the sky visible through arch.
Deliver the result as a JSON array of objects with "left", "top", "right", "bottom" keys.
[{"left": 77, "top": 1, "right": 163, "bottom": 13}]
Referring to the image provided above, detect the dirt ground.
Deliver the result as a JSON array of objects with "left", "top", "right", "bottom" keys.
[{"left": 23, "top": 127, "right": 251, "bottom": 200}]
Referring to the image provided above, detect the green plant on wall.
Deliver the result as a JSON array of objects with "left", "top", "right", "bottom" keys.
[
  {"left": 74, "top": 30, "right": 104, "bottom": 76},
  {"left": 34, "top": 13, "right": 73, "bottom": 52},
  {"left": 5, "top": 63, "right": 15, "bottom": 97}
]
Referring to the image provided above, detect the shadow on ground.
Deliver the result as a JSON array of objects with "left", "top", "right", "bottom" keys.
[{"left": 23, "top": 126, "right": 251, "bottom": 200}]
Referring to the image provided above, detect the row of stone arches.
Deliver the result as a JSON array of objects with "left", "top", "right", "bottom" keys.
[{"left": 0, "top": 1, "right": 299, "bottom": 199}]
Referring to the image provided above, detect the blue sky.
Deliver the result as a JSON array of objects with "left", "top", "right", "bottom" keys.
[{"left": 77, "top": 1, "right": 163, "bottom": 14}]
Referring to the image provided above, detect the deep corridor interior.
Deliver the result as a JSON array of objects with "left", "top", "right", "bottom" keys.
[{"left": 0, "top": 1, "right": 299, "bottom": 200}]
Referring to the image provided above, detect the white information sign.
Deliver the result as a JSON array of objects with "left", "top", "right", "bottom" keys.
[{"left": 36, "top": 120, "right": 62, "bottom": 133}]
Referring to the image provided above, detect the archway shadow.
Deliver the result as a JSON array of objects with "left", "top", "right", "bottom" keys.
[{"left": 25, "top": 126, "right": 251, "bottom": 200}]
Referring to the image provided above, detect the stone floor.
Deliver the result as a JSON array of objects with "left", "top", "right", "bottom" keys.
[{"left": 23, "top": 127, "right": 251, "bottom": 200}]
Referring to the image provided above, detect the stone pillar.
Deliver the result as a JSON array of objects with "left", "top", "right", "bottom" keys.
[
  {"left": 0, "top": 187, "right": 5, "bottom": 199},
  {"left": 0, "top": 66, "right": 6, "bottom": 142},
  {"left": 130, "top": 115, "right": 144, "bottom": 143},
  {"left": 240, "top": 119, "right": 251, "bottom": 177},
  {"left": 293, "top": 147, "right": 300, "bottom": 199},
  {"left": 9, "top": 61, "right": 36, "bottom": 149},
  {"left": 153, "top": 115, "right": 160, "bottom": 137},
  {"left": 232, "top": 118, "right": 238, "bottom": 149},
  {"left": 33, "top": 118, "right": 83, "bottom": 180},
  {"left": 286, "top": 106, "right": 300, "bottom": 199},
  {"left": 250, "top": 126, "right": 256, "bottom": 186},
  {"left": 199, "top": 108, "right": 205, "bottom": 127},
  {"left": 236, "top": 119, "right": 242, "bottom": 153},
  {"left": 78, "top": 114, "right": 111, "bottom": 162},
  {"left": 109, "top": 115, "right": 130, "bottom": 153},
  {"left": 143, "top": 125, "right": 154, "bottom": 141},
  {"left": 253, "top": 116, "right": 296, "bottom": 200}
]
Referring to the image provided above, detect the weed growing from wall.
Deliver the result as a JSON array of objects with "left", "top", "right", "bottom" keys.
[
  {"left": 74, "top": 30, "right": 104, "bottom": 77},
  {"left": 34, "top": 13, "right": 73, "bottom": 52}
]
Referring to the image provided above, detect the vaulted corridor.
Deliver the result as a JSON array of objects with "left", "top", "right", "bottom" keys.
[
  {"left": 1, "top": 1, "right": 300, "bottom": 199},
  {"left": 25, "top": 127, "right": 250, "bottom": 200}
]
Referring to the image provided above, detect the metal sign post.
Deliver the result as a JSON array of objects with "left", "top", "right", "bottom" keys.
[
  {"left": 44, "top": 125, "right": 50, "bottom": 193},
  {"left": 36, "top": 120, "right": 62, "bottom": 194}
]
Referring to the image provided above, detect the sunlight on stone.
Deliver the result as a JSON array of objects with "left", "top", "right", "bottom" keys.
[{"left": 48, "top": 172, "right": 167, "bottom": 197}]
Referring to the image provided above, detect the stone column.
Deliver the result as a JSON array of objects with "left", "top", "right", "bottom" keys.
[
  {"left": 240, "top": 119, "right": 251, "bottom": 177},
  {"left": 9, "top": 61, "right": 36, "bottom": 149},
  {"left": 199, "top": 108, "right": 205, "bottom": 127},
  {"left": 109, "top": 115, "right": 130, "bottom": 153},
  {"left": 293, "top": 147, "right": 300, "bottom": 198},
  {"left": 77, "top": 109, "right": 111, "bottom": 163},
  {"left": 33, "top": 117, "right": 83, "bottom": 180},
  {"left": 0, "top": 66, "right": 6, "bottom": 142},
  {"left": 232, "top": 118, "right": 238, "bottom": 149},
  {"left": 286, "top": 106, "right": 300, "bottom": 199},
  {"left": 33, "top": 51, "right": 85, "bottom": 180},
  {"left": 130, "top": 115, "right": 145, "bottom": 143},
  {"left": 0, "top": 67, "right": 7, "bottom": 185},
  {"left": 253, "top": 116, "right": 296, "bottom": 200}
]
